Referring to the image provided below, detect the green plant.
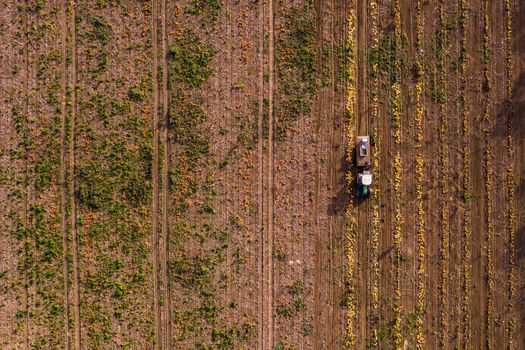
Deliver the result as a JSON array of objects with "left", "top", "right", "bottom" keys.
[
  {"left": 128, "top": 85, "right": 146, "bottom": 102},
  {"left": 287, "top": 280, "right": 304, "bottom": 296},
  {"left": 185, "top": 0, "right": 222, "bottom": 25},
  {"left": 76, "top": 163, "right": 114, "bottom": 210},
  {"left": 88, "top": 16, "right": 113, "bottom": 45},
  {"left": 169, "top": 31, "right": 216, "bottom": 87}
]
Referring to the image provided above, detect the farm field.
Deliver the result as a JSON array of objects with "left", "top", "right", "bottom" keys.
[{"left": 0, "top": 0, "right": 524, "bottom": 349}]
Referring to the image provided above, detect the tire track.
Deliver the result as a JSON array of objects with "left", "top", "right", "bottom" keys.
[
  {"left": 160, "top": 0, "right": 172, "bottom": 347},
  {"left": 68, "top": 1, "right": 81, "bottom": 348},
  {"left": 59, "top": 0, "right": 71, "bottom": 347},
  {"left": 22, "top": 2, "right": 30, "bottom": 348},
  {"left": 267, "top": 0, "right": 275, "bottom": 344},
  {"left": 257, "top": 0, "right": 265, "bottom": 345},
  {"left": 151, "top": 0, "right": 162, "bottom": 348},
  {"left": 223, "top": 0, "right": 236, "bottom": 339}
]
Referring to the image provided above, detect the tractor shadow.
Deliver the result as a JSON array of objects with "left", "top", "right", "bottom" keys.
[
  {"left": 328, "top": 155, "right": 350, "bottom": 217},
  {"left": 327, "top": 148, "right": 369, "bottom": 218}
]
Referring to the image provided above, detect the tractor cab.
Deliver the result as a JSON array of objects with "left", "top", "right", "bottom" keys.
[{"left": 357, "top": 170, "right": 372, "bottom": 198}]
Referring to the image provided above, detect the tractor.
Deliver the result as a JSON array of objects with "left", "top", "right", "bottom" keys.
[{"left": 356, "top": 136, "right": 372, "bottom": 198}]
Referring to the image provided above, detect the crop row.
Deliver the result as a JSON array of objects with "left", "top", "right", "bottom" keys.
[
  {"left": 458, "top": 0, "right": 471, "bottom": 347},
  {"left": 391, "top": 0, "right": 401, "bottom": 146},
  {"left": 481, "top": 0, "right": 495, "bottom": 348},
  {"left": 415, "top": 86, "right": 425, "bottom": 350},
  {"left": 504, "top": 0, "right": 516, "bottom": 348},
  {"left": 344, "top": 0, "right": 357, "bottom": 347},
  {"left": 391, "top": 1, "right": 403, "bottom": 348},
  {"left": 414, "top": 1, "right": 426, "bottom": 348},
  {"left": 436, "top": 2, "right": 449, "bottom": 347},
  {"left": 392, "top": 152, "right": 402, "bottom": 349}
]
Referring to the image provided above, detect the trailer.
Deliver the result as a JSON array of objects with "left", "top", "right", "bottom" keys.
[{"left": 356, "top": 136, "right": 371, "bottom": 167}]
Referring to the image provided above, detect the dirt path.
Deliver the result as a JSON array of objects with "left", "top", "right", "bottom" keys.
[
  {"left": 60, "top": 0, "right": 71, "bottom": 347},
  {"left": 151, "top": 0, "right": 162, "bottom": 348},
  {"left": 377, "top": 0, "right": 393, "bottom": 344},
  {"left": 467, "top": 0, "right": 484, "bottom": 348},
  {"left": 68, "top": 1, "right": 81, "bottom": 349}
]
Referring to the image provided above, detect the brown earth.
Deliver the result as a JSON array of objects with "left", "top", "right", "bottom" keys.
[{"left": 0, "top": 0, "right": 524, "bottom": 349}]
